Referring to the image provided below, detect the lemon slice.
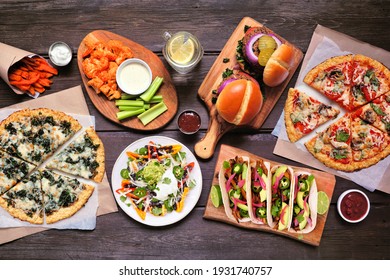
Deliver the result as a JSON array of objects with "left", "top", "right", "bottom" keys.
[
  {"left": 168, "top": 36, "right": 195, "bottom": 65},
  {"left": 210, "top": 185, "right": 223, "bottom": 208},
  {"left": 317, "top": 191, "right": 330, "bottom": 215}
]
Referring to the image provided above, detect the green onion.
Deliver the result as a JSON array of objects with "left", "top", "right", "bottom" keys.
[
  {"left": 139, "top": 76, "right": 163, "bottom": 102},
  {"left": 115, "top": 100, "right": 144, "bottom": 107},
  {"left": 116, "top": 108, "right": 146, "bottom": 121},
  {"left": 137, "top": 101, "right": 167, "bottom": 125}
]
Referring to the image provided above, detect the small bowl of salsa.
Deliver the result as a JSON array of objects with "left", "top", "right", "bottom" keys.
[
  {"left": 337, "top": 189, "right": 370, "bottom": 223},
  {"left": 177, "top": 110, "right": 201, "bottom": 135}
]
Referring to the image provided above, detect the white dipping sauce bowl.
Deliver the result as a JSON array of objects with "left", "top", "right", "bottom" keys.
[
  {"left": 48, "top": 41, "right": 72, "bottom": 66},
  {"left": 116, "top": 58, "right": 152, "bottom": 96}
]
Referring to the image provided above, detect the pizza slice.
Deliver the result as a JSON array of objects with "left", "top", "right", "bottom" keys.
[
  {"left": 350, "top": 54, "right": 390, "bottom": 109},
  {"left": 305, "top": 114, "right": 354, "bottom": 171},
  {"left": 0, "top": 170, "right": 44, "bottom": 224},
  {"left": 0, "top": 108, "right": 82, "bottom": 165},
  {"left": 354, "top": 91, "right": 390, "bottom": 135},
  {"left": 0, "top": 150, "right": 35, "bottom": 195},
  {"left": 350, "top": 115, "right": 390, "bottom": 170},
  {"left": 304, "top": 54, "right": 354, "bottom": 110},
  {"left": 46, "top": 127, "right": 105, "bottom": 182},
  {"left": 284, "top": 88, "right": 340, "bottom": 142},
  {"left": 40, "top": 169, "right": 95, "bottom": 224}
]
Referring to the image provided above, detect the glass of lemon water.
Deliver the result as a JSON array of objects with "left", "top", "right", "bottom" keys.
[{"left": 162, "top": 31, "right": 203, "bottom": 74}]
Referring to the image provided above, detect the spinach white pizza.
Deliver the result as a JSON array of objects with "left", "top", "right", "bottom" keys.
[
  {"left": 0, "top": 108, "right": 82, "bottom": 165},
  {"left": 0, "top": 108, "right": 104, "bottom": 225},
  {"left": 41, "top": 169, "right": 95, "bottom": 224},
  {"left": 46, "top": 127, "right": 105, "bottom": 182},
  {"left": 0, "top": 150, "right": 35, "bottom": 195},
  {"left": 0, "top": 170, "right": 43, "bottom": 224}
]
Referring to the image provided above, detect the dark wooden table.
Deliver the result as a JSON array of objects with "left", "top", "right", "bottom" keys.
[{"left": 0, "top": 0, "right": 389, "bottom": 260}]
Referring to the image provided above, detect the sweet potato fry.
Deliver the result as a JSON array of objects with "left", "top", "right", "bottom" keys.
[
  {"left": 8, "top": 73, "right": 22, "bottom": 81},
  {"left": 36, "top": 63, "right": 58, "bottom": 75},
  {"left": 37, "top": 78, "right": 52, "bottom": 87},
  {"left": 7, "top": 56, "right": 58, "bottom": 95}
]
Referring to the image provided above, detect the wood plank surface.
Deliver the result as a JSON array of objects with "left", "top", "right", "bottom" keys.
[{"left": 0, "top": 0, "right": 389, "bottom": 260}]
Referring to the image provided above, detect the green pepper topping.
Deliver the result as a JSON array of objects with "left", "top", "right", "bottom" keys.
[
  {"left": 233, "top": 163, "right": 243, "bottom": 174},
  {"left": 239, "top": 208, "right": 249, "bottom": 218},
  {"left": 279, "top": 177, "right": 290, "bottom": 189},
  {"left": 173, "top": 165, "right": 185, "bottom": 180},
  {"left": 133, "top": 188, "right": 147, "bottom": 198},
  {"left": 120, "top": 168, "right": 130, "bottom": 179},
  {"left": 256, "top": 207, "right": 266, "bottom": 218},
  {"left": 251, "top": 184, "right": 261, "bottom": 193},
  {"left": 138, "top": 147, "right": 148, "bottom": 155}
]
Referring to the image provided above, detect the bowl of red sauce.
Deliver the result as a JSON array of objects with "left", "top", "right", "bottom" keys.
[
  {"left": 337, "top": 189, "right": 370, "bottom": 223},
  {"left": 177, "top": 110, "right": 201, "bottom": 135}
]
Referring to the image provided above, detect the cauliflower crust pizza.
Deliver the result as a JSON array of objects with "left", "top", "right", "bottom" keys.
[
  {"left": 0, "top": 108, "right": 105, "bottom": 224},
  {"left": 285, "top": 54, "right": 390, "bottom": 172}
]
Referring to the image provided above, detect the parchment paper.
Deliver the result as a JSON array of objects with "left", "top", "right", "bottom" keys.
[
  {"left": 272, "top": 25, "right": 390, "bottom": 194},
  {"left": 0, "top": 85, "right": 118, "bottom": 244}
]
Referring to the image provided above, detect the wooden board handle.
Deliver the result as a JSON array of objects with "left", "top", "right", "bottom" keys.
[{"left": 194, "top": 108, "right": 233, "bottom": 159}]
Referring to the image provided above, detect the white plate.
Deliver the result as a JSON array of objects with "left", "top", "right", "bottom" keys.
[{"left": 111, "top": 136, "right": 202, "bottom": 226}]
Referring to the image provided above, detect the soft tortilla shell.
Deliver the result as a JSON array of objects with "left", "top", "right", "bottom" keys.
[{"left": 219, "top": 156, "right": 251, "bottom": 223}]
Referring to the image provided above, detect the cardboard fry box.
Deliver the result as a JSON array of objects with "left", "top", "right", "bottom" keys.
[{"left": 0, "top": 42, "right": 48, "bottom": 97}]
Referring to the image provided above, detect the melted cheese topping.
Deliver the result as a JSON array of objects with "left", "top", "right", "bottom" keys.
[
  {"left": 46, "top": 130, "right": 99, "bottom": 180},
  {"left": 0, "top": 115, "right": 75, "bottom": 165},
  {"left": 0, "top": 151, "right": 35, "bottom": 194},
  {"left": 2, "top": 171, "right": 43, "bottom": 216},
  {"left": 41, "top": 170, "right": 84, "bottom": 214}
]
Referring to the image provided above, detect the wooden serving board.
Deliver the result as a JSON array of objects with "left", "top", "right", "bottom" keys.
[
  {"left": 77, "top": 30, "right": 178, "bottom": 131},
  {"left": 195, "top": 17, "right": 303, "bottom": 159},
  {"left": 203, "top": 144, "right": 336, "bottom": 246}
]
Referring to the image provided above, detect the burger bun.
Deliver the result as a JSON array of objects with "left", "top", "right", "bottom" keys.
[
  {"left": 216, "top": 79, "right": 263, "bottom": 125},
  {"left": 263, "top": 44, "right": 295, "bottom": 87}
]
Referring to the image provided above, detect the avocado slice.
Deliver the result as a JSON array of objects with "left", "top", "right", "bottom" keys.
[
  {"left": 297, "top": 191, "right": 305, "bottom": 209},
  {"left": 278, "top": 202, "right": 290, "bottom": 230},
  {"left": 299, "top": 216, "right": 308, "bottom": 230},
  {"left": 242, "top": 163, "right": 248, "bottom": 179},
  {"left": 259, "top": 188, "right": 267, "bottom": 202},
  {"left": 237, "top": 203, "right": 248, "bottom": 211},
  {"left": 272, "top": 166, "right": 288, "bottom": 185}
]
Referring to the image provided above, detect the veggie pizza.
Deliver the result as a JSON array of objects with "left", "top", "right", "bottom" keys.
[
  {"left": 0, "top": 108, "right": 105, "bottom": 225},
  {"left": 284, "top": 54, "right": 390, "bottom": 172}
]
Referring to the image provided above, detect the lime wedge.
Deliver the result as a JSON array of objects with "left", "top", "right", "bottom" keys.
[
  {"left": 317, "top": 191, "right": 330, "bottom": 215},
  {"left": 210, "top": 185, "right": 223, "bottom": 208},
  {"left": 168, "top": 36, "right": 195, "bottom": 65}
]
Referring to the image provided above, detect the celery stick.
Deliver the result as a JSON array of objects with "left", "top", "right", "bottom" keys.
[
  {"left": 116, "top": 108, "right": 145, "bottom": 121},
  {"left": 147, "top": 95, "right": 163, "bottom": 103},
  {"left": 136, "top": 95, "right": 163, "bottom": 104},
  {"left": 138, "top": 101, "right": 168, "bottom": 125},
  {"left": 118, "top": 104, "right": 150, "bottom": 111},
  {"left": 139, "top": 76, "right": 163, "bottom": 102},
  {"left": 115, "top": 100, "right": 144, "bottom": 107},
  {"left": 120, "top": 94, "right": 136, "bottom": 100}
]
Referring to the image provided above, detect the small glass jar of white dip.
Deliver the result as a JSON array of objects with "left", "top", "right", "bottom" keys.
[{"left": 49, "top": 41, "right": 72, "bottom": 66}]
